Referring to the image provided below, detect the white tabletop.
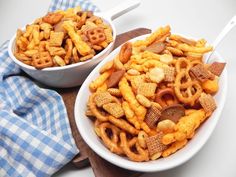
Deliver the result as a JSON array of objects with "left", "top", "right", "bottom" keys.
[{"left": 1, "top": 0, "right": 236, "bottom": 177}]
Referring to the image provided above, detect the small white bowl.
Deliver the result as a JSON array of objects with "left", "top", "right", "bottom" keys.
[
  {"left": 74, "top": 34, "right": 227, "bottom": 172},
  {"left": 8, "top": 18, "right": 115, "bottom": 88},
  {"left": 8, "top": 0, "right": 141, "bottom": 88}
]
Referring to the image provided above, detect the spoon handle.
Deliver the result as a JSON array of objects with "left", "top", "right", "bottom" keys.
[
  {"left": 100, "top": 0, "right": 141, "bottom": 21},
  {"left": 205, "top": 15, "right": 236, "bottom": 63}
]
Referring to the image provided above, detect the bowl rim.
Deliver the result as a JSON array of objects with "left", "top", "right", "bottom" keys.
[
  {"left": 8, "top": 16, "right": 116, "bottom": 71},
  {"left": 74, "top": 34, "right": 228, "bottom": 172}
]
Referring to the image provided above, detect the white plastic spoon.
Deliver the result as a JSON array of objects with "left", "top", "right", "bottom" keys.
[{"left": 205, "top": 15, "right": 236, "bottom": 63}]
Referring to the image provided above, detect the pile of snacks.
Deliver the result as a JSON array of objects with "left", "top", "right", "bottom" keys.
[
  {"left": 86, "top": 25, "right": 226, "bottom": 162},
  {"left": 14, "top": 6, "right": 113, "bottom": 69}
]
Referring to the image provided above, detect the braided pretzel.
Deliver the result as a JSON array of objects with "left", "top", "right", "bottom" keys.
[
  {"left": 88, "top": 94, "right": 108, "bottom": 122},
  {"left": 174, "top": 58, "right": 202, "bottom": 106},
  {"left": 174, "top": 70, "right": 202, "bottom": 106},
  {"left": 120, "top": 132, "right": 149, "bottom": 162},
  {"left": 100, "top": 122, "right": 123, "bottom": 154}
]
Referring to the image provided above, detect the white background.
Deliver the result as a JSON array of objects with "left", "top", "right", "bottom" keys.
[{"left": 0, "top": 0, "right": 236, "bottom": 177}]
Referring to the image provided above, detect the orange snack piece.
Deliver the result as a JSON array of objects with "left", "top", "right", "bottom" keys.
[{"left": 162, "top": 110, "right": 206, "bottom": 145}]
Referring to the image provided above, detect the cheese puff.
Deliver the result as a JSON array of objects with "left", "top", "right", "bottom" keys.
[
  {"left": 169, "top": 34, "right": 197, "bottom": 46},
  {"left": 129, "top": 53, "right": 142, "bottom": 63},
  {"left": 128, "top": 63, "right": 144, "bottom": 72},
  {"left": 96, "top": 82, "right": 108, "bottom": 93},
  {"left": 119, "top": 77, "right": 147, "bottom": 120},
  {"left": 142, "top": 60, "right": 168, "bottom": 72},
  {"left": 32, "top": 25, "right": 40, "bottom": 45},
  {"left": 140, "top": 122, "right": 151, "bottom": 134},
  {"left": 141, "top": 51, "right": 161, "bottom": 61},
  {"left": 202, "top": 78, "right": 219, "bottom": 94},
  {"left": 63, "top": 21, "right": 91, "bottom": 56},
  {"left": 166, "top": 46, "right": 184, "bottom": 56},
  {"left": 168, "top": 40, "right": 178, "bottom": 47},
  {"left": 108, "top": 116, "right": 139, "bottom": 135},
  {"left": 122, "top": 101, "right": 141, "bottom": 129},
  {"left": 133, "top": 26, "right": 171, "bottom": 47},
  {"left": 89, "top": 70, "right": 113, "bottom": 92},
  {"left": 127, "top": 69, "right": 140, "bottom": 76},
  {"left": 162, "top": 109, "right": 206, "bottom": 145},
  {"left": 136, "top": 94, "right": 152, "bottom": 108},
  {"left": 185, "top": 109, "right": 197, "bottom": 116},
  {"left": 177, "top": 43, "right": 213, "bottom": 54},
  {"left": 162, "top": 139, "right": 188, "bottom": 157},
  {"left": 107, "top": 88, "right": 121, "bottom": 97}
]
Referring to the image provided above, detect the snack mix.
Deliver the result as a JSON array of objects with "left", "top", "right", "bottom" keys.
[
  {"left": 14, "top": 6, "right": 113, "bottom": 69},
  {"left": 86, "top": 25, "right": 226, "bottom": 162}
]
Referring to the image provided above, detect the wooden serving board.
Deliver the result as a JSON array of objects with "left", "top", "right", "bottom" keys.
[{"left": 56, "top": 28, "right": 151, "bottom": 177}]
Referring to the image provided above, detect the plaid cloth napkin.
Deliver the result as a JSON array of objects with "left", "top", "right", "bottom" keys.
[{"left": 0, "top": 0, "right": 98, "bottom": 177}]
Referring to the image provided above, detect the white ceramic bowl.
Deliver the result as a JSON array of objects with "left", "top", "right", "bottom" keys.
[
  {"left": 8, "top": 0, "right": 141, "bottom": 88},
  {"left": 74, "top": 34, "right": 227, "bottom": 172}
]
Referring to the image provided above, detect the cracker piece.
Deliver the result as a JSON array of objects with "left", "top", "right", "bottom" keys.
[
  {"left": 146, "top": 133, "right": 167, "bottom": 156},
  {"left": 208, "top": 62, "right": 226, "bottom": 76},
  {"left": 163, "top": 66, "right": 175, "bottom": 82},
  {"left": 103, "top": 102, "right": 124, "bottom": 118},
  {"left": 49, "top": 31, "right": 64, "bottom": 47},
  {"left": 94, "top": 91, "right": 114, "bottom": 107},
  {"left": 199, "top": 93, "right": 217, "bottom": 114},
  {"left": 137, "top": 83, "right": 157, "bottom": 97},
  {"left": 145, "top": 104, "right": 162, "bottom": 129}
]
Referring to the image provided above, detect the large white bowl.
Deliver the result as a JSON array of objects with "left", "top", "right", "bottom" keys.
[{"left": 74, "top": 34, "right": 227, "bottom": 172}]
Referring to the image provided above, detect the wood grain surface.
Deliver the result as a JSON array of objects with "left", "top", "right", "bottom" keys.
[{"left": 56, "top": 28, "right": 151, "bottom": 177}]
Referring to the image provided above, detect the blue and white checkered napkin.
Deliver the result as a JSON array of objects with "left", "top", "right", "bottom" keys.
[{"left": 0, "top": 0, "right": 98, "bottom": 176}]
